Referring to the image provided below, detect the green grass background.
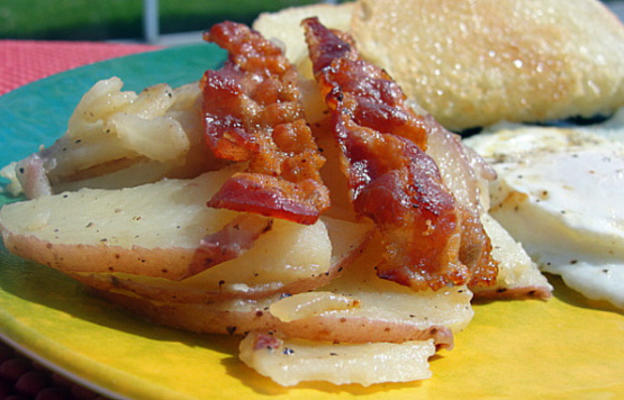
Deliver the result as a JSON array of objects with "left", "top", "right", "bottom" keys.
[
  {"left": 0, "top": 0, "right": 325, "bottom": 41},
  {"left": 1, "top": 1, "right": 617, "bottom": 41}
]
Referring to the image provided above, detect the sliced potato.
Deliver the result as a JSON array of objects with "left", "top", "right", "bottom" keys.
[
  {"left": 472, "top": 213, "right": 552, "bottom": 299},
  {"left": 0, "top": 166, "right": 323, "bottom": 277},
  {"left": 72, "top": 215, "right": 372, "bottom": 302},
  {"left": 239, "top": 332, "right": 435, "bottom": 387},
  {"left": 313, "top": 118, "right": 358, "bottom": 222},
  {"left": 1, "top": 166, "right": 240, "bottom": 280},
  {"left": 269, "top": 292, "right": 360, "bottom": 322},
  {"left": 7, "top": 78, "right": 220, "bottom": 198},
  {"left": 0, "top": 165, "right": 374, "bottom": 301},
  {"left": 94, "top": 240, "right": 472, "bottom": 347}
]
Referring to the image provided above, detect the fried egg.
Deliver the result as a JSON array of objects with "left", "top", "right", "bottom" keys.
[{"left": 465, "top": 119, "right": 624, "bottom": 310}]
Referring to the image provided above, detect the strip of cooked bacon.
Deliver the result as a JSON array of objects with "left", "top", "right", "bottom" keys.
[
  {"left": 201, "top": 22, "right": 329, "bottom": 224},
  {"left": 335, "top": 114, "right": 468, "bottom": 291},
  {"left": 303, "top": 17, "right": 496, "bottom": 291}
]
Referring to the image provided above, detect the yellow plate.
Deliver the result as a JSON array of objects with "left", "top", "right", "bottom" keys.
[
  {"left": 1, "top": 253, "right": 623, "bottom": 399},
  {"left": 1, "top": 44, "right": 623, "bottom": 400}
]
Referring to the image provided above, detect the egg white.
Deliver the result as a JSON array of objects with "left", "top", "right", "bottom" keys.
[{"left": 465, "top": 121, "right": 624, "bottom": 310}]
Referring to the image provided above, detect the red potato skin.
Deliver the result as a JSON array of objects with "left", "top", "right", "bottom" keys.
[
  {"left": 95, "top": 288, "right": 454, "bottom": 349},
  {"left": 68, "top": 233, "right": 371, "bottom": 303},
  {"left": 0, "top": 219, "right": 373, "bottom": 303},
  {"left": 0, "top": 229, "right": 195, "bottom": 280},
  {"left": 473, "top": 285, "right": 552, "bottom": 301}
]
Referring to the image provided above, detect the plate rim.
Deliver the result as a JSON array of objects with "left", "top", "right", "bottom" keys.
[{"left": 0, "top": 330, "right": 128, "bottom": 400}]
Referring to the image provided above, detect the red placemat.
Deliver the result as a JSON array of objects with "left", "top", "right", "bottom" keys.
[{"left": 0, "top": 40, "right": 161, "bottom": 96}]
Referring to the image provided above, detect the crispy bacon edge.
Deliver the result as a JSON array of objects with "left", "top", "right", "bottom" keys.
[
  {"left": 303, "top": 17, "right": 497, "bottom": 291},
  {"left": 182, "top": 22, "right": 331, "bottom": 279},
  {"left": 201, "top": 21, "right": 330, "bottom": 224}
]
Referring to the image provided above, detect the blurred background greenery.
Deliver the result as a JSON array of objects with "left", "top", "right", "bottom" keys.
[
  {"left": 0, "top": 0, "right": 620, "bottom": 43},
  {"left": 0, "top": 0, "right": 322, "bottom": 41}
]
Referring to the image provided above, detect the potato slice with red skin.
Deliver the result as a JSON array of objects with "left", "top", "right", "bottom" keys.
[
  {"left": 66, "top": 214, "right": 371, "bottom": 302},
  {"left": 239, "top": 332, "right": 435, "bottom": 386},
  {"left": 96, "top": 288, "right": 453, "bottom": 346},
  {"left": 0, "top": 167, "right": 329, "bottom": 279},
  {"left": 471, "top": 214, "right": 552, "bottom": 299},
  {"left": 0, "top": 164, "right": 373, "bottom": 302},
  {"left": 93, "top": 239, "right": 472, "bottom": 348}
]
